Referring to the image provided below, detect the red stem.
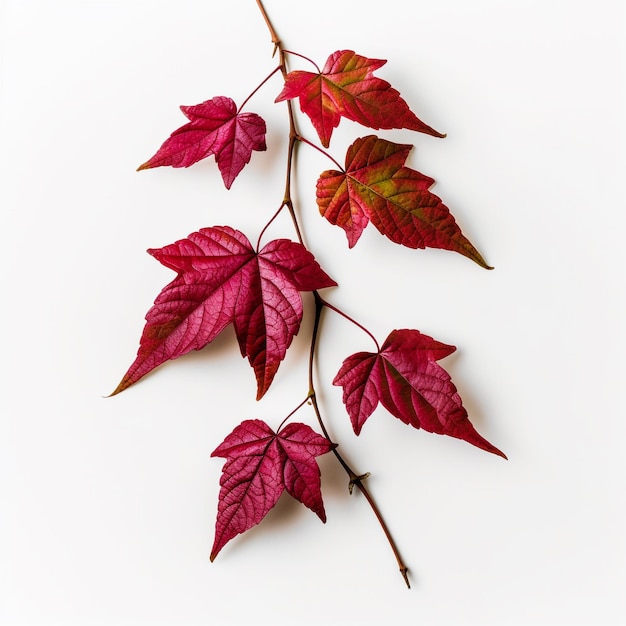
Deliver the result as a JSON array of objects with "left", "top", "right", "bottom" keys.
[
  {"left": 283, "top": 49, "right": 322, "bottom": 73},
  {"left": 297, "top": 135, "right": 345, "bottom": 171},
  {"left": 318, "top": 296, "right": 381, "bottom": 351},
  {"left": 238, "top": 65, "right": 282, "bottom": 113},
  {"left": 256, "top": 0, "right": 410, "bottom": 589},
  {"left": 256, "top": 202, "right": 286, "bottom": 250},
  {"left": 276, "top": 395, "right": 313, "bottom": 432}
]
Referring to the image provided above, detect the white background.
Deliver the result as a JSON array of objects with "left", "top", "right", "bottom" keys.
[{"left": 2, "top": 1, "right": 625, "bottom": 624}]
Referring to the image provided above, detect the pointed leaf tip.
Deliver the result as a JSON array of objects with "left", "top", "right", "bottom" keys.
[
  {"left": 108, "top": 376, "right": 132, "bottom": 397},
  {"left": 471, "top": 253, "right": 494, "bottom": 270}
]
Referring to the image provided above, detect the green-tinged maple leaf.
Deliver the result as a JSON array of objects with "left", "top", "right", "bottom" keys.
[
  {"left": 276, "top": 50, "right": 444, "bottom": 147},
  {"left": 316, "top": 135, "right": 491, "bottom": 268}
]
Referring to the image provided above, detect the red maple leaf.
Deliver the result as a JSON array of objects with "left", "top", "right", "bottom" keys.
[
  {"left": 137, "top": 96, "right": 266, "bottom": 189},
  {"left": 210, "top": 419, "right": 335, "bottom": 561},
  {"left": 333, "top": 329, "right": 506, "bottom": 458},
  {"left": 111, "top": 226, "right": 336, "bottom": 399},
  {"left": 275, "top": 50, "right": 444, "bottom": 148},
  {"left": 316, "top": 135, "right": 491, "bottom": 268}
]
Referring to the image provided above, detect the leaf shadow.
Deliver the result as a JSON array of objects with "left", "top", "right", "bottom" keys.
[
  {"left": 317, "top": 449, "right": 356, "bottom": 500},
  {"left": 218, "top": 491, "right": 311, "bottom": 558},
  {"left": 175, "top": 325, "right": 239, "bottom": 365},
  {"left": 116, "top": 326, "right": 244, "bottom": 395},
  {"left": 443, "top": 349, "right": 490, "bottom": 432},
  {"left": 216, "top": 457, "right": 353, "bottom": 561}
]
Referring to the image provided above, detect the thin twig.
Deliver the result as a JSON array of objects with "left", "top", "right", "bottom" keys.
[
  {"left": 256, "top": 0, "right": 411, "bottom": 589},
  {"left": 308, "top": 293, "right": 410, "bottom": 588}
]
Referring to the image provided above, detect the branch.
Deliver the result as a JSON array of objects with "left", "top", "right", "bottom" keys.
[{"left": 257, "top": 0, "right": 411, "bottom": 589}]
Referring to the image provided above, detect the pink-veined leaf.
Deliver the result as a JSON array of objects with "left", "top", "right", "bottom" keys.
[
  {"left": 137, "top": 96, "right": 266, "bottom": 189},
  {"left": 111, "top": 226, "right": 336, "bottom": 399},
  {"left": 333, "top": 329, "right": 506, "bottom": 458},
  {"left": 317, "top": 135, "right": 491, "bottom": 268},
  {"left": 276, "top": 50, "right": 444, "bottom": 148},
  {"left": 210, "top": 419, "right": 335, "bottom": 561}
]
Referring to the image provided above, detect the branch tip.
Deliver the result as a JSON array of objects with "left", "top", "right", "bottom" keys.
[{"left": 400, "top": 566, "right": 411, "bottom": 589}]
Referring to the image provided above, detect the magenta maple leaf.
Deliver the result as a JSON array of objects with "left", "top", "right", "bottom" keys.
[
  {"left": 111, "top": 226, "right": 336, "bottom": 399},
  {"left": 333, "top": 329, "right": 506, "bottom": 458},
  {"left": 276, "top": 50, "right": 444, "bottom": 148},
  {"left": 317, "top": 135, "right": 491, "bottom": 268},
  {"left": 137, "top": 96, "right": 266, "bottom": 189},
  {"left": 210, "top": 419, "right": 335, "bottom": 561}
]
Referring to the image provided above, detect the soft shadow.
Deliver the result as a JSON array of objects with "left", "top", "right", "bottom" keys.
[
  {"left": 218, "top": 491, "right": 307, "bottom": 556},
  {"left": 445, "top": 349, "right": 490, "bottom": 431}
]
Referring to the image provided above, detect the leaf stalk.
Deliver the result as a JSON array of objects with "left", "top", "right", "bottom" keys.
[
  {"left": 238, "top": 65, "right": 282, "bottom": 113},
  {"left": 297, "top": 135, "right": 345, "bottom": 171},
  {"left": 318, "top": 296, "right": 381, "bottom": 351}
]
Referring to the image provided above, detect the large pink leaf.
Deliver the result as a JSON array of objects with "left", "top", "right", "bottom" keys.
[
  {"left": 333, "top": 329, "right": 506, "bottom": 458},
  {"left": 210, "top": 419, "right": 335, "bottom": 561},
  {"left": 317, "top": 135, "right": 491, "bottom": 268},
  {"left": 276, "top": 50, "right": 444, "bottom": 147},
  {"left": 137, "top": 96, "right": 266, "bottom": 189},
  {"left": 111, "top": 226, "right": 336, "bottom": 399}
]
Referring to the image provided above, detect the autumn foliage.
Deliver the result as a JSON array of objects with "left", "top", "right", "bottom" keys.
[
  {"left": 111, "top": 226, "right": 335, "bottom": 400},
  {"left": 137, "top": 96, "right": 267, "bottom": 189},
  {"left": 210, "top": 420, "right": 335, "bottom": 561},
  {"left": 112, "top": 1, "right": 505, "bottom": 588},
  {"left": 275, "top": 50, "right": 444, "bottom": 147}
]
